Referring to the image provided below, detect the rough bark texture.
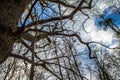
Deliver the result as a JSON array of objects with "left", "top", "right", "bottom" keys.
[
  {"left": 0, "top": 27, "right": 14, "bottom": 63},
  {"left": 0, "top": 0, "right": 31, "bottom": 32},
  {"left": 0, "top": 0, "right": 31, "bottom": 64}
]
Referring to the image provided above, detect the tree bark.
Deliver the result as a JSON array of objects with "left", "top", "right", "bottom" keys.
[
  {"left": 0, "top": 24, "right": 15, "bottom": 64},
  {"left": 0, "top": 0, "right": 31, "bottom": 32},
  {"left": 0, "top": 0, "right": 31, "bottom": 64}
]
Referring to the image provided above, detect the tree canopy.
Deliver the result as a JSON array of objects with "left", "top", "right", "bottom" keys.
[
  {"left": 95, "top": 6, "right": 120, "bottom": 30},
  {"left": 0, "top": 0, "right": 120, "bottom": 80}
]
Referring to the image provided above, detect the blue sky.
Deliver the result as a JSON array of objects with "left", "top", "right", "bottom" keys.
[
  {"left": 94, "top": 6, "right": 120, "bottom": 30},
  {"left": 18, "top": 2, "right": 57, "bottom": 27},
  {"left": 12, "top": 1, "right": 120, "bottom": 80}
]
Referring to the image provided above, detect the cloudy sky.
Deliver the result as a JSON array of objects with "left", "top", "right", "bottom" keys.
[{"left": 85, "top": 0, "right": 118, "bottom": 45}]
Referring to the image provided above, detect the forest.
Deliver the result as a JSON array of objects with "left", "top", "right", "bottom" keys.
[{"left": 0, "top": 0, "right": 120, "bottom": 80}]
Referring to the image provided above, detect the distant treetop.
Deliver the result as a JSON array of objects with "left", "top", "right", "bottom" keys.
[{"left": 94, "top": 6, "right": 120, "bottom": 30}]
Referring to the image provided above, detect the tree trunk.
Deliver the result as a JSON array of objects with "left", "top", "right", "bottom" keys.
[
  {"left": 0, "top": 0, "right": 32, "bottom": 64},
  {"left": 0, "top": 25, "right": 15, "bottom": 64},
  {"left": 0, "top": 0, "right": 31, "bottom": 32}
]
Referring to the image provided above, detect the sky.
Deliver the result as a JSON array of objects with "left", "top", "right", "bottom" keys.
[
  {"left": 14, "top": 0, "right": 120, "bottom": 80},
  {"left": 86, "top": 1, "right": 119, "bottom": 45},
  {"left": 18, "top": 0, "right": 116, "bottom": 45},
  {"left": 85, "top": 19, "right": 114, "bottom": 43},
  {"left": 62, "top": 0, "right": 117, "bottom": 45},
  {"left": 74, "top": 1, "right": 120, "bottom": 79},
  {"left": 18, "top": 2, "right": 57, "bottom": 27}
]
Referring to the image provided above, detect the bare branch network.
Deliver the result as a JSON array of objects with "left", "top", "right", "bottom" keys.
[{"left": 0, "top": 0, "right": 120, "bottom": 80}]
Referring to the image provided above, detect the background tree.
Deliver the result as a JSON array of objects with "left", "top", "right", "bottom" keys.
[{"left": 0, "top": 0, "right": 120, "bottom": 80}]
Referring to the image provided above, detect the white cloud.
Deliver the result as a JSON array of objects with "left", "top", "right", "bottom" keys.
[
  {"left": 98, "top": 1, "right": 107, "bottom": 10},
  {"left": 85, "top": 19, "right": 113, "bottom": 43},
  {"left": 90, "top": 29, "right": 113, "bottom": 42}
]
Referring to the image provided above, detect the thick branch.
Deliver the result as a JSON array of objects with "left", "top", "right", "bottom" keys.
[{"left": 22, "top": 0, "right": 85, "bottom": 30}]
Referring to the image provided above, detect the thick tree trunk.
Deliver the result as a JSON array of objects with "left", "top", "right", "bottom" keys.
[
  {"left": 0, "top": 0, "right": 32, "bottom": 64},
  {"left": 0, "top": 25, "right": 15, "bottom": 64},
  {"left": 0, "top": 0, "right": 31, "bottom": 32}
]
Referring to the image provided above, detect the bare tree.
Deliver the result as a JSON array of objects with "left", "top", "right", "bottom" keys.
[{"left": 0, "top": 0, "right": 120, "bottom": 80}]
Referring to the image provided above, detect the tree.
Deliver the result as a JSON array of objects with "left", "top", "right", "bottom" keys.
[
  {"left": 94, "top": 2, "right": 120, "bottom": 80},
  {"left": 0, "top": 0, "right": 120, "bottom": 80},
  {"left": 0, "top": 0, "right": 93, "bottom": 79},
  {"left": 95, "top": 6, "right": 120, "bottom": 31}
]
